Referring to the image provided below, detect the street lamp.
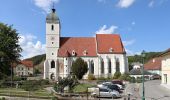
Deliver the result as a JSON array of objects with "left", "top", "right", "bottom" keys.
[{"left": 141, "top": 50, "right": 145, "bottom": 100}]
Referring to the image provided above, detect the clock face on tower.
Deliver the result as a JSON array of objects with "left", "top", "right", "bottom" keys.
[{"left": 51, "top": 36, "right": 55, "bottom": 40}]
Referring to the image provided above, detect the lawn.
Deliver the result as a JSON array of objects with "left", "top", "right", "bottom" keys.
[
  {"left": 0, "top": 88, "right": 53, "bottom": 98},
  {"left": 72, "top": 83, "right": 95, "bottom": 93}
]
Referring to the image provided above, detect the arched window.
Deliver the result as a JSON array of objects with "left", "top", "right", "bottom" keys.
[
  {"left": 51, "top": 25, "right": 54, "bottom": 31},
  {"left": 51, "top": 60, "right": 55, "bottom": 68},
  {"left": 108, "top": 59, "right": 111, "bottom": 73},
  {"left": 91, "top": 60, "right": 94, "bottom": 74},
  {"left": 101, "top": 59, "right": 104, "bottom": 74},
  {"left": 116, "top": 59, "right": 120, "bottom": 72}
]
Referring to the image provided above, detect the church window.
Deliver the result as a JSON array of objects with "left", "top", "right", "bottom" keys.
[
  {"left": 91, "top": 60, "right": 94, "bottom": 74},
  {"left": 108, "top": 59, "right": 111, "bottom": 73},
  {"left": 51, "top": 60, "right": 55, "bottom": 68},
  {"left": 116, "top": 59, "right": 120, "bottom": 72},
  {"left": 51, "top": 25, "right": 54, "bottom": 31},
  {"left": 101, "top": 59, "right": 104, "bottom": 74}
]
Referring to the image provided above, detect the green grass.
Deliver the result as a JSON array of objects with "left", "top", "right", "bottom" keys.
[
  {"left": 72, "top": 83, "right": 95, "bottom": 93},
  {"left": 0, "top": 88, "right": 53, "bottom": 98}
]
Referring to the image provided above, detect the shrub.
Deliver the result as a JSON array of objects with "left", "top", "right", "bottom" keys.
[
  {"left": 113, "top": 72, "right": 121, "bottom": 79},
  {"left": 88, "top": 74, "right": 96, "bottom": 80},
  {"left": 119, "top": 73, "right": 131, "bottom": 81},
  {"left": 21, "top": 80, "right": 41, "bottom": 91}
]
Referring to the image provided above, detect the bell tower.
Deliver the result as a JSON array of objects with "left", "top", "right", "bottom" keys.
[
  {"left": 46, "top": 8, "right": 60, "bottom": 59},
  {"left": 44, "top": 7, "right": 60, "bottom": 80}
]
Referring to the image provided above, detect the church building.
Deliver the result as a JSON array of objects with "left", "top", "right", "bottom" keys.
[{"left": 44, "top": 8, "right": 129, "bottom": 80}]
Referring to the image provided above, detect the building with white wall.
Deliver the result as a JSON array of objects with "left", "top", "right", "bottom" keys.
[
  {"left": 161, "top": 49, "right": 170, "bottom": 88},
  {"left": 144, "top": 57, "right": 161, "bottom": 75},
  {"left": 13, "top": 60, "right": 34, "bottom": 76},
  {"left": 43, "top": 8, "right": 128, "bottom": 80}
]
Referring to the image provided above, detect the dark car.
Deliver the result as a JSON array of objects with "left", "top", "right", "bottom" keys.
[
  {"left": 111, "top": 80, "right": 125, "bottom": 88},
  {"left": 151, "top": 74, "right": 161, "bottom": 80},
  {"left": 102, "top": 83, "right": 121, "bottom": 93}
]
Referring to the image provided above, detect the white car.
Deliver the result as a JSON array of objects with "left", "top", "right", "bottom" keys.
[{"left": 91, "top": 87, "right": 121, "bottom": 98}]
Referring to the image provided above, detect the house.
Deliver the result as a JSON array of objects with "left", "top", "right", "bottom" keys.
[
  {"left": 144, "top": 57, "right": 161, "bottom": 75},
  {"left": 131, "top": 62, "right": 142, "bottom": 69},
  {"left": 160, "top": 49, "right": 170, "bottom": 88},
  {"left": 129, "top": 68, "right": 152, "bottom": 80},
  {"left": 43, "top": 8, "right": 129, "bottom": 80},
  {"left": 13, "top": 60, "right": 34, "bottom": 76}
]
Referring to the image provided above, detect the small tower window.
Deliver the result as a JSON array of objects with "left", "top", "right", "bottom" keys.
[
  {"left": 51, "top": 60, "right": 55, "bottom": 68},
  {"left": 51, "top": 25, "right": 54, "bottom": 31}
]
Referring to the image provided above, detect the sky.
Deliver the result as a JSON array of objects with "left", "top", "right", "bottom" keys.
[{"left": 0, "top": 0, "right": 170, "bottom": 59}]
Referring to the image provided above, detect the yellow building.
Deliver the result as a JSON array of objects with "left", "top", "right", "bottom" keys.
[{"left": 161, "top": 49, "right": 170, "bottom": 88}]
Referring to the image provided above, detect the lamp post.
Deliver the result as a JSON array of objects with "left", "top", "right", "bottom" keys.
[{"left": 141, "top": 50, "right": 145, "bottom": 100}]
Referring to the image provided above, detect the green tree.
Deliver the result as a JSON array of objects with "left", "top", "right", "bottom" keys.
[
  {"left": 71, "top": 57, "right": 88, "bottom": 80},
  {"left": 0, "top": 23, "right": 22, "bottom": 79}
]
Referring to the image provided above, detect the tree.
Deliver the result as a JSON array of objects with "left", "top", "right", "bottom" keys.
[
  {"left": 0, "top": 23, "right": 22, "bottom": 79},
  {"left": 71, "top": 57, "right": 88, "bottom": 80}
]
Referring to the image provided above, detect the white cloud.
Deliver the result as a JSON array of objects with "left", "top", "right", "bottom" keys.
[
  {"left": 148, "top": 0, "right": 155, "bottom": 7},
  {"left": 33, "top": 0, "right": 60, "bottom": 13},
  {"left": 19, "top": 34, "right": 45, "bottom": 59},
  {"left": 125, "top": 48, "right": 140, "bottom": 56},
  {"left": 117, "top": 0, "right": 135, "bottom": 8},
  {"left": 123, "top": 39, "right": 135, "bottom": 46},
  {"left": 96, "top": 25, "right": 118, "bottom": 34}
]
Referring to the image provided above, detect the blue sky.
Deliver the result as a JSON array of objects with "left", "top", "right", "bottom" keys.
[{"left": 0, "top": 0, "right": 170, "bottom": 58}]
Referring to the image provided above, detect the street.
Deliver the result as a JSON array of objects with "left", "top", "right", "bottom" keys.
[{"left": 126, "top": 80, "right": 170, "bottom": 100}]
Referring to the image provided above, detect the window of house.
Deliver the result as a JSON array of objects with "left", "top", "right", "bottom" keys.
[
  {"left": 164, "top": 74, "right": 167, "bottom": 84},
  {"left": 52, "top": 53, "right": 54, "bottom": 55},
  {"left": 51, "top": 25, "right": 54, "bottom": 31},
  {"left": 52, "top": 42, "right": 54, "bottom": 44},
  {"left": 51, "top": 60, "right": 55, "bottom": 68},
  {"left": 22, "top": 68, "right": 24, "bottom": 70},
  {"left": 28, "top": 68, "right": 29, "bottom": 70}
]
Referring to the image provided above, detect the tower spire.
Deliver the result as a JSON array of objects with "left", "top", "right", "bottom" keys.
[{"left": 52, "top": 2, "right": 55, "bottom": 13}]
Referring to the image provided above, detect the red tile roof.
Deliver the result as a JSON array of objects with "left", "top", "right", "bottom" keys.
[
  {"left": 58, "top": 37, "right": 97, "bottom": 57},
  {"left": 144, "top": 57, "right": 161, "bottom": 70},
  {"left": 20, "top": 60, "right": 33, "bottom": 68},
  {"left": 96, "top": 34, "right": 125, "bottom": 54},
  {"left": 58, "top": 34, "right": 125, "bottom": 57}
]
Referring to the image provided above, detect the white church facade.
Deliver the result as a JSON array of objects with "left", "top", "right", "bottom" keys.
[{"left": 44, "top": 8, "right": 129, "bottom": 80}]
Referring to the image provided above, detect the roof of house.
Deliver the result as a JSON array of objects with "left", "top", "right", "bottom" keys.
[
  {"left": 58, "top": 34, "right": 125, "bottom": 57},
  {"left": 15, "top": 60, "right": 33, "bottom": 68},
  {"left": 144, "top": 57, "right": 161, "bottom": 70},
  {"left": 159, "top": 48, "right": 170, "bottom": 57}
]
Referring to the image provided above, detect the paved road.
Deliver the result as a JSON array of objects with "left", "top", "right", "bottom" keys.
[{"left": 126, "top": 80, "right": 170, "bottom": 100}]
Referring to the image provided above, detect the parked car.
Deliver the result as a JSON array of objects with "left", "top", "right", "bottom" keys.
[
  {"left": 91, "top": 87, "right": 121, "bottom": 98},
  {"left": 97, "top": 83, "right": 121, "bottom": 93},
  {"left": 112, "top": 80, "right": 125, "bottom": 88},
  {"left": 103, "top": 82, "right": 123, "bottom": 90},
  {"left": 151, "top": 74, "right": 161, "bottom": 80}
]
